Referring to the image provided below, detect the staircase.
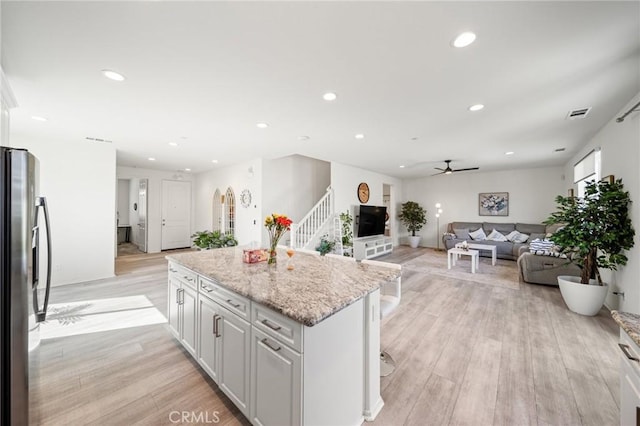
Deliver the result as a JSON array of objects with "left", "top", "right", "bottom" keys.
[{"left": 290, "top": 186, "right": 342, "bottom": 254}]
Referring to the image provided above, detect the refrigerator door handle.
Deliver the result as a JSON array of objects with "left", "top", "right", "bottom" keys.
[{"left": 33, "top": 196, "right": 52, "bottom": 323}]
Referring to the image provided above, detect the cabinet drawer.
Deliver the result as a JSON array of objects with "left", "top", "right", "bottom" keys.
[
  {"left": 620, "top": 329, "right": 640, "bottom": 377},
  {"left": 168, "top": 262, "right": 197, "bottom": 289},
  {"left": 252, "top": 304, "right": 303, "bottom": 353},
  {"left": 211, "top": 285, "right": 250, "bottom": 321}
]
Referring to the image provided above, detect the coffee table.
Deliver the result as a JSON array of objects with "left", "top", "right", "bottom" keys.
[
  {"left": 455, "top": 242, "right": 497, "bottom": 266},
  {"left": 447, "top": 248, "right": 479, "bottom": 273}
]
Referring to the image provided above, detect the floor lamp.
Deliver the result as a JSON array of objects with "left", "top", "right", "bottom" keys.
[{"left": 435, "top": 203, "right": 443, "bottom": 251}]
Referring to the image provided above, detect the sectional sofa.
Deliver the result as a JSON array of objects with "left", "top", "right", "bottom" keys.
[{"left": 443, "top": 221, "right": 548, "bottom": 261}]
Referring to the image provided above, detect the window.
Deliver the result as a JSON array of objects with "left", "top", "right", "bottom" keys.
[
  {"left": 573, "top": 149, "right": 601, "bottom": 198},
  {"left": 225, "top": 187, "right": 235, "bottom": 236}
]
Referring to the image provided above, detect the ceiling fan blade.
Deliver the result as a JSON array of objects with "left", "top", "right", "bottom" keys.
[
  {"left": 434, "top": 167, "right": 445, "bottom": 171},
  {"left": 430, "top": 171, "right": 445, "bottom": 176},
  {"left": 452, "top": 167, "right": 480, "bottom": 172}
]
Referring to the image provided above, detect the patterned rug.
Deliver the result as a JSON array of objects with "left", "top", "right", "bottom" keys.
[{"left": 402, "top": 249, "right": 521, "bottom": 290}]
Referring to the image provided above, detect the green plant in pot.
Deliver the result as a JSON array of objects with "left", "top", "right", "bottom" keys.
[
  {"left": 316, "top": 234, "right": 336, "bottom": 256},
  {"left": 398, "top": 201, "right": 427, "bottom": 248},
  {"left": 545, "top": 178, "right": 635, "bottom": 315},
  {"left": 340, "top": 210, "right": 354, "bottom": 257},
  {"left": 191, "top": 230, "right": 238, "bottom": 249}
]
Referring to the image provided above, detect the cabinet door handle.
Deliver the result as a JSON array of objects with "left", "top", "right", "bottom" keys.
[
  {"left": 214, "top": 315, "right": 221, "bottom": 338},
  {"left": 169, "top": 268, "right": 177, "bottom": 273},
  {"left": 212, "top": 314, "right": 219, "bottom": 336},
  {"left": 619, "top": 343, "right": 639, "bottom": 362},
  {"left": 261, "top": 319, "right": 282, "bottom": 331},
  {"left": 177, "top": 288, "right": 184, "bottom": 305},
  {"left": 226, "top": 299, "right": 241, "bottom": 309},
  {"left": 262, "top": 338, "right": 281, "bottom": 352},
  {"left": 184, "top": 276, "right": 194, "bottom": 282},
  {"left": 200, "top": 284, "right": 214, "bottom": 293}
]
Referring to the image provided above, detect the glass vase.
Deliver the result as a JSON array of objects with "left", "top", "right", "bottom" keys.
[{"left": 268, "top": 247, "right": 277, "bottom": 265}]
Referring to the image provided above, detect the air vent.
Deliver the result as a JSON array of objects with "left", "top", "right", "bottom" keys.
[
  {"left": 554, "top": 147, "right": 566, "bottom": 152},
  {"left": 566, "top": 107, "right": 591, "bottom": 120},
  {"left": 85, "top": 137, "right": 113, "bottom": 143}
]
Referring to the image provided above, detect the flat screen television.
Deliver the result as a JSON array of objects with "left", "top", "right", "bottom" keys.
[{"left": 357, "top": 205, "right": 387, "bottom": 238}]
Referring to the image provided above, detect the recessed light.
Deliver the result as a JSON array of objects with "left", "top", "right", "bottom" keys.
[
  {"left": 211, "top": 159, "right": 218, "bottom": 164},
  {"left": 256, "top": 122, "right": 269, "bottom": 129},
  {"left": 323, "top": 92, "right": 337, "bottom": 101},
  {"left": 505, "top": 151, "right": 515, "bottom": 156},
  {"left": 185, "top": 168, "right": 191, "bottom": 172},
  {"left": 298, "top": 136, "right": 310, "bottom": 141},
  {"left": 469, "top": 104, "right": 485, "bottom": 112},
  {"left": 452, "top": 32, "right": 477, "bottom": 48},
  {"left": 168, "top": 142, "right": 178, "bottom": 147},
  {"left": 31, "top": 116, "right": 47, "bottom": 122},
  {"left": 355, "top": 134, "right": 365, "bottom": 139},
  {"left": 101, "top": 69, "right": 126, "bottom": 81},
  {"left": 148, "top": 157, "right": 156, "bottom": 161},
  {"left": 399, "top": 165, "right": 406, "bottom": 168}
]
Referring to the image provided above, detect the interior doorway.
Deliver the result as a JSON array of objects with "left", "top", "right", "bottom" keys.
[
  {"left": 161, "top": 180, "right": 192, "bottom": 250},
  {"left": 116, "top": 178, "right": 147, "bottom": 257}
]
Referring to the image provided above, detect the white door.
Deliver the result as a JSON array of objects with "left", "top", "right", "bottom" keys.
[{"left": 162, "top": 180, "right": 191, "bottom": 250}]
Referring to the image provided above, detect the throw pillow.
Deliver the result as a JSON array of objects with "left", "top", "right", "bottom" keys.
[
  {"left": 453, "top": 228, "right": 470, "bottom": 240},
  {"left": 529, "top": 238, "right": 555, "bottom": 252},
  {"left": 513, "top": 232, "right": 529, "bottom": 243},
  {"left": 505, "top": 230, "right": 519, "bottom": 242},
  {"left": 469, "top": 227, "right": 487, "bottom": 241},
  {"left": 486, "top": 229, "right": 507, "bottom": 242}
]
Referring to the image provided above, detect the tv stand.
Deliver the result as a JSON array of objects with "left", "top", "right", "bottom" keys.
[{"left": 353, "top": 235, "right": 393, "bottom": 261}]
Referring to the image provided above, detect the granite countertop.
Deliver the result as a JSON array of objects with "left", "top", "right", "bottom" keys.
[
  {"left": 612, "top": 310, "right": 640, "bottom": 346},
  {"left": 166, "top": 247, "right": 401, "bottom": 327}
]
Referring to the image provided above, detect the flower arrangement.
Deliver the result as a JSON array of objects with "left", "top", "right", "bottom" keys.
[{"left": 264, "top": 213, "right": 293, "bottom": 265}]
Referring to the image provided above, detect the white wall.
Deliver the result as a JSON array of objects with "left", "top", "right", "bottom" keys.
[
  {"left": 117, "top": 179, "right": 130, "bottom": 225},
  {"left": 262, "top": 155, "right": 331, "bottom": 245},
  {"left": 403, "top": 166, "right": 565, "bottom": 248},
  {"left": 117, "top": 166, "right": 195, "bottom": 253},
  {"left": 563, "top": 92, "right": 640, "bottom": 313},
  {"left": 330, "top": 162, "right": 403, "bottom": 246},
  {"left": 9, "top": 137, "right": 116, "bottom": 286},
  {"left": 194, "top": 159, "right": 263, "bottom": 245}
]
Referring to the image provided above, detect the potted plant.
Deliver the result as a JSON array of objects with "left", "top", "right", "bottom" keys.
[
  {"left": 316, "top": 234, "right": 337, "bottom": 256},
  {"left": 340, "top": 210, "right": 354, "bottom": 257},
  {"left": 191, "top": 230, "right": 238, "bottom": 249},
  {"left": 545, "top": 178, "right": 635, "bottom": 316},
  {"left": 398, "top": 201, "right": 427, "bottom": 248}
]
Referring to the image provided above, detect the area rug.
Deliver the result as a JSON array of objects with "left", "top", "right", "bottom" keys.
[{"left": 402, "top": 249, "right": 520, "bottom": 290}]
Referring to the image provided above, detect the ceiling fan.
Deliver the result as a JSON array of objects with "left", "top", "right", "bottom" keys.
[{"left": 432, "top": 160, "right": 479, "bottom": 176}]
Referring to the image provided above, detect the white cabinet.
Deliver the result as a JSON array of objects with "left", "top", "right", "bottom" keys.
[
  {"left": 218, "top": 307, "right": 252, "bottom": 416},
  {"left": 619, "top": 329, "right": 640, "bottom": 426},
  {"left": 250, "top": 327, "right": 302, "bottom": 426},
  {"left": 353, "top": 235, "right": 393, "bottom": 260},
  {"left": 196, "top": 282, "right": 251, "bottom": 418},
  {"left": 198, "top": 295, "right": 221, "bottom": 381},
  {"left": 169, "top": 262, "right": 381, "bottom": 426},
  {"left": 168, "top": 262, "right": 197, "bottom": 357}
]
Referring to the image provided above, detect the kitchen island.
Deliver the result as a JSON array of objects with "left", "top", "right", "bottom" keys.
[{"left": 166, "top": 247, "right": 399, "bottom": 426}]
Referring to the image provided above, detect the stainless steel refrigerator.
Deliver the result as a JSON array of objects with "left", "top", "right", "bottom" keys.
[{"left": 0, "top": 146, "right": 51, "bottom": 425}]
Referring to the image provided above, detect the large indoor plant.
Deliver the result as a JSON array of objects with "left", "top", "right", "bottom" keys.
[
  {"left": 191, "top": 230, "right": 238, "bottom": 249},
  {"left": 545, "top": 178, "right": 635, "bottom": 315},
  {"left": 398, "top": 201, "right": 427, "bottom": 248}
]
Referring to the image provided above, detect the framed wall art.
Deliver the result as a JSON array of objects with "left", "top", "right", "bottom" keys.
[{"left": 479, "top": 192, "right": 509, "bottom": 216}]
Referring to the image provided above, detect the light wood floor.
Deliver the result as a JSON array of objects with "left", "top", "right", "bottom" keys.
[{"left": 32, "top": 247, "right": 620, "bottom": 426}]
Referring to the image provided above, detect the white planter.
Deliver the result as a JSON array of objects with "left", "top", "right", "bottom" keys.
[
  {"left": 557, "top": 275, "right": 608, "bottom": 316},
  {"left": 408, "top": 236, "right": 421, "bottom": 248}
]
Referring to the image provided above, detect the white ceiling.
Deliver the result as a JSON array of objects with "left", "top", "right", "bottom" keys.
[{"left": 3, "top": 1, "right": 639, "bottom": 178}]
